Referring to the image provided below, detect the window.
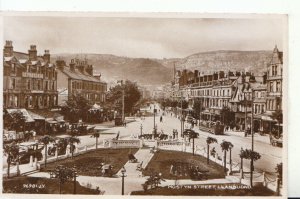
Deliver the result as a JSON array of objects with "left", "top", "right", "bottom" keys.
[
  {"left": 11, "top": 63, "right": 16, "bottom": 73},
  {"left": 274, "top": 65, "right": 278, "bottom": 76},
  {"left": 27, "top": 80, "right": 31, "bottom": 90},
  {"left": 270, "top": 82, "right": 273, "bottom": 92},
  {"left": 11, "top": 78, "right": 16, "bottom": 89},
  {"left": 276, "top": 81, "right": 281, "bottom": 92},
  {"left": 45, "top": 81, "right": 48, "bottom": 90}
]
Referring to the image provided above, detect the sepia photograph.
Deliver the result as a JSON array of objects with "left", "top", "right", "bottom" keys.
[{"left": 1, "top": 13, "right": 287, "bottom": 197}]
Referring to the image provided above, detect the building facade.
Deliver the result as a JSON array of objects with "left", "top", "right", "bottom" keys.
[
  {"left": 56, "top": 58, "right": 107, "bottom": 105},
  {"left": 3, "top": 41, "right": 58, "bottom": 109},
  {"left": 170, "top": 45, "right": 282, "bottom": 134}
]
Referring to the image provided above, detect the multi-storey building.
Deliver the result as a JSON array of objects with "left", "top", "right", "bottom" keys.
[
  {"left": 261, "top": 45, "right": 283, "bottom": 133},
  {"left": 3, "top": 41, "right": 58, "bottom": 109},
  {"left": 56, "top": 58, "right": 107, "bottom": 105},
  {"left": 171, "top": 46, "right": 282, "bottom": 134},
  {"left": 266, "top": 45, "right": 283, "bottom": 111}
]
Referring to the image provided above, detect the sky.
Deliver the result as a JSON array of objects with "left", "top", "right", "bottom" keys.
[{"left": 3, "top": 15, "right": 286, "bottom": 59}]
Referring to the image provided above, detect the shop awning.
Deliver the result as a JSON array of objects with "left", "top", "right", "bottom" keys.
[
  {"left": 260, "top": 111, "right": 276, "bottom": 122},
  {"left": 6, "top": 109, "right": 35, "bottom": 123},
  {"left": 27, "top": 111, "right": 45, "bottom": 120},
  {"left": 246, "top": 113, "right": 262, "bottom": 119}
]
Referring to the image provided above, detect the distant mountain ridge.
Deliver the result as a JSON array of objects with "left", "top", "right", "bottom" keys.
[{"left": 52, "top": 50, "right": 274, "bottom": 86}]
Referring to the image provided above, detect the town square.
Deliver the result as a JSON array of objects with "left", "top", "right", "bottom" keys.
[{"left": 2, "top": 14, "right": 285, "bottom": 196}]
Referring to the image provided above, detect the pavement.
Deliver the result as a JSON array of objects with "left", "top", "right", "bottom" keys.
[{"left": 116, "top": 148, "right": 154, "bottom": 178}]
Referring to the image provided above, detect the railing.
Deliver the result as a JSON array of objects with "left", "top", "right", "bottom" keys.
[{"left": 110, "top": 139, "right": 141, "bottom": 148}]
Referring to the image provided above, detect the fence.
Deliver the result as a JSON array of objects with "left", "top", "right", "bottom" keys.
[{"left": 156, "top": 140, "right": 192, "bottom": 152}]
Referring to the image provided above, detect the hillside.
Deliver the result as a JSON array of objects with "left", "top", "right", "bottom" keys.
[
  {"left": 51, "top": 54, "right": 173, "bottom": 85},
  {"left": 52, "top": 50, "right": 274, "bottom": 86},
  {"left": 176, "top": 50, "right": 273, "bottom": 74}
]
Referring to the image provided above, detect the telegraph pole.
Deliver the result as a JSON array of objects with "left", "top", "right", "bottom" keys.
[
  {"left": 244, "top": 92, "right": 247, "bottom": 135},
  {"left": 181, "top": 93, "right": 183, "bottom": 137},
  {"left": 117, "top": 80, "right": 125, "bottom": 123},
  {"left": 250, "top": 89, "right": 254, "bottom": 187}
]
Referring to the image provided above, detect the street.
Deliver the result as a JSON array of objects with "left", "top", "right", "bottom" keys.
[{"left": 75, "top": 103, "right": 282, "bottom": 174}]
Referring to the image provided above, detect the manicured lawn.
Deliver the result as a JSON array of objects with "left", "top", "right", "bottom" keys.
[
  {"left": 41, "top": 148, "right": 138, "bottom": 176},
  {"left": 3, "top": 176, "right": 101, "bottom": 194},
  {"left": 131, "top": 184, "right": 276, "bottom": 196},
  {"left": 143, "top": 150, "right": 225, "bottom": 180}
]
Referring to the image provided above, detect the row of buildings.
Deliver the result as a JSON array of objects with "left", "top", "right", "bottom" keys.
[
  {"left": 167, "top": 46, "right": 283, "bottom": 134},
  {"left": 3, "top": 40, "right": 107, "bottom": 110}
]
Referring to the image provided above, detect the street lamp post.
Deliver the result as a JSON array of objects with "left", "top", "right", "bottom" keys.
[
  {"left": 140, "top": 124, "right": 143, "bottom": 137},
  {"left": 73, "top": 166, "right": 78, "bottom": 194},
  {"left": 244, "top": 92, "right": 248, "bottom": 136},
  {"left": 121, "top": 167, "right": 126, "bottom": 195}
]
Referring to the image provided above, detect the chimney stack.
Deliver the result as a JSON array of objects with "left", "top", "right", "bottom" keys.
[
  {"left": 56, "top": 59, "right": 66, "bottom": 70},
  {"left": 43, "top": 50, "right": 50, "bottom": 62},
  {"left": 28, "top": 45, "right": 37, "bottom": 61},
  {"left": 85, "top": 65, "right": 93, "bottom": 76},
  {"left": 70, "top": 59, "right": 75, "bottom": 71},
  {"left": 4, "top": 40, "right": 13, "bottom": 57}
]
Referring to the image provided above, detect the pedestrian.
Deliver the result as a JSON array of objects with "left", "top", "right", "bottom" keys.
[{"left": 160, "top": 116, "right": 163, "bottom": 122}]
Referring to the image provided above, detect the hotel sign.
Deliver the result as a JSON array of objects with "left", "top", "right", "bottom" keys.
[{"left": 22, "top": 72, "right": 44, "bottom": 79}]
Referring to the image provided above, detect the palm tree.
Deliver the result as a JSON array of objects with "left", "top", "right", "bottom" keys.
[
  {"left": 183, "top": 129, "right": 198, "bottom": 155},
  {"left": 228, "top": 142, "right": 234, "bottom": 172},
  {"left": 220, "top": 140, "right": 233, "bottom": 173},
  {"left": 239, "top": 147, "right": 247, "bottom": 174},
  {"left": 39, "top": 135, "right": 56, "bottom": 168},
  {"left": 92, "top": 132, "right": 100, "bottom": 149},
  {"left": 206, "top": 137, "right": 218, "bottom": 164},
  {"left": 243, "top": 149, "right": 261, "bottom": 187},
  {"left": 4, "top": 142, "right": 19, "bottom": 178},
  {"left": 67, "top": 137, "right": 81, "bottom": 159}
]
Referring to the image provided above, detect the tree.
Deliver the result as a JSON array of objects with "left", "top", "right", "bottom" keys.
[
  {"left": 206, "top": 137, "right": 218, "bottom": 164},
  {"left": 61, "top": 94, "right": 92, "bottom": 123},
  {"left": 193, "top": 99, "right": 204, "bottom": 119},
  {"left": 220, "top": 106, "right": 235, "bottom": 126},
  {"left": 243, "top": 149, "right": 261, "bottom": 187},
  {"left": 107, "top": 80, "right": 142, "bottom": 115},
  {"left": 39, "top": 135, "right": 56, "bottom": 168},
  {"left": 50, "top": 165, "right": 75, "bottom": 194},
  {"left": 4, "top": 142, "right": 19, "bottom": 178},
  {"left": 92, "top": 132, "right": 100, "bottom": 149},
  {"left": 4, "top": 110, "right": 26, "bottom": 132},
  {"left": 220, "top": 140, "right": 234, "bottom": 173},
  {"left": 178, "top": 100, "right": 188, "bottom": 109},
  {"left": 67, "top": 136, "right": 80, "bottom": 159}
]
